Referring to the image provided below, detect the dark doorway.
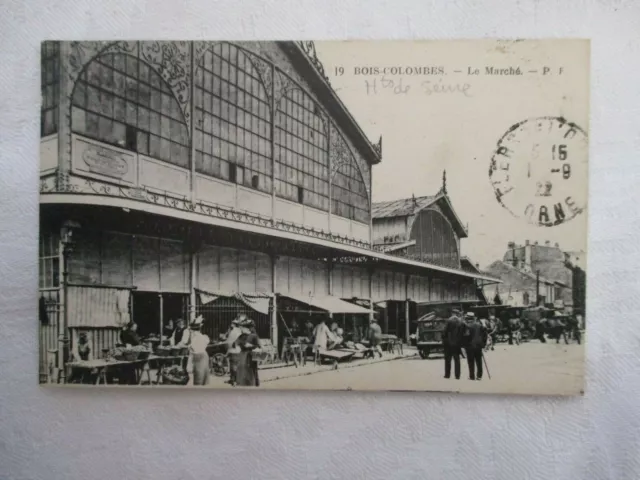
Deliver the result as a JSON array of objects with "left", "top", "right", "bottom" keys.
[{"left": 131, "top": 292, "right": 189, "bottom": 338}]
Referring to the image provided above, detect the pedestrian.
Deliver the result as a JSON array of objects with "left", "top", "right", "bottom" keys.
[
  {"left": 225, "top": 316, "right": 244, "bottom": 386},
  {"left": 509, "top": 315, "right": 522, "bottom": 345},
  {"left": 187, "top": 315, "right": 211, "bottom": 386},
  {"left": 567, "top": 315, "right": 581, "bottom": 344},
  {"left": 553, "top": 314, "right": 569, "bottom": 344},
  {"left": 235, "top": 318, "right": 261, "bottom": 387},
  {"left": 368, "top": 317, "right": 383, "bottom": 358},
  {"left": 486, "top": 315, "right": 498, "bottom": 351},
  {"left": 312, "top": 317, "right": 331, "bottom": 365},
  {"left": 442, "top": 311, "right": 465, "bottom": 380},
  {"left": 464, "top": 312, "right": 487, "bottom": 381}
]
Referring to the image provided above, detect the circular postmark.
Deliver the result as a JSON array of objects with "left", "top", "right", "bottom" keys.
[{"left": 489, "top": 116, "right": 588, "bottom": 227}]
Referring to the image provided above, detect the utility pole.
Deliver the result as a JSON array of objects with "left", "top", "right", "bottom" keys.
[{"left": 536, "top": 270, "right": 540, "bottom": 306}]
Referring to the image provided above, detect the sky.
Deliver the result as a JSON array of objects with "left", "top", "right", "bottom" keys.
[{"left": 313, "top": 40, "right": 589, "bottom": 268}]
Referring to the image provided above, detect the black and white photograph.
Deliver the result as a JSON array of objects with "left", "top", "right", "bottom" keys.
[{"left": 39, "top": 39, "right": 588, "bottom": 394}]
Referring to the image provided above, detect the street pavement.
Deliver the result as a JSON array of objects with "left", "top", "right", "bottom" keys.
[{"left": 260, "top": 339, "right": 585, "bottom": 395}]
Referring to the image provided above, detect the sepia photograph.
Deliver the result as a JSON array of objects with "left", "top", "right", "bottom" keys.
[{"left": 39, "top": 39, "right": 588, "bottom": 395}]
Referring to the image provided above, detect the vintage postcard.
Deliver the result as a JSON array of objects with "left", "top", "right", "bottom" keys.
[{"left": 39, "top": 39, "right": 588, "bottom": 395}]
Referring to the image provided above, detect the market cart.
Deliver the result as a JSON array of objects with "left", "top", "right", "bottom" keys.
[
  {"left": 319, "top": 348, "right": 358, "bottom": 370},
  {"left": 206, "top": 341, "right": 229, "bottom": 377}
]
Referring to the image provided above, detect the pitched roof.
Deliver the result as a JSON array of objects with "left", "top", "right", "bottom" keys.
[
  {"left": 372, "top": 195, "right": 439, "bottom": 218},
  {"left": 487, "top": 260, "right": 557, "bottom": 285},
  {"left": 372, "top": 192, "right": 468, "bottom": 238}
]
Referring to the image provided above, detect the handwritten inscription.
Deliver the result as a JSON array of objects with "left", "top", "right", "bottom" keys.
[
  {"left": 82, "top": 145, "right": 129, "bottom": 179},
  {"left": 364, "top": 76, "right": 472, "bottom": 97}
]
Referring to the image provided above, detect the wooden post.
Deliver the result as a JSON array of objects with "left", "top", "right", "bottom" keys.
[
  {"left": 189, "top": 42, "right": 197, "bottom": 203},
  {"left": 189, "top": 248, "right": 197, "bottom": 322},
  {"left": 271, "top": 254, "right": 278, "bottom": 352},
  {"left": 368, "top": 267, "right": 374, "bottom": 323},
  {"left": 58, "top": 240, "right": 70, "bottom": 383},
  {"left": 159, "top": 293, "right": 163, "bottom": 339},
  {"left": 405, "top": 274, "right": 410, "bottom": 344},
  {"left": 327, "top": 255, "right": 333, "bottom": 296}
]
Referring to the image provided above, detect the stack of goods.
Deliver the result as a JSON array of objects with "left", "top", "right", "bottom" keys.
[
  {"left": 122, "top": 345, "right": 151, "bottom": 361},
  {"left": 162, "top": 365, "right": 189, "bottom": 385}
]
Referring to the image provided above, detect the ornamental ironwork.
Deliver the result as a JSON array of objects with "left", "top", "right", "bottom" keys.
[
  {"left": 297, "top": 41, "right": 331, "bottom": 86},
  {"left": 40, "top": 179, "right": 374, "bottom": 251}
]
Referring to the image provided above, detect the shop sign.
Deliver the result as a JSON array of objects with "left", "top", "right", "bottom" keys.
[{"left": 82, "top": 145, "right": 129, "bottom": 179}]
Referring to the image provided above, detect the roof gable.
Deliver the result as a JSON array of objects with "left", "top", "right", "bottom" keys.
[{"left": 372, "top": 192, "right": 468, "bottom": 238}]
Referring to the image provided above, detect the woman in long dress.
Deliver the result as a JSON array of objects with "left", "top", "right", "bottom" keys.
[
  {"left": 187, "top": 315, "right": 210, "bottom": 386},
  {"left": 235, "top": 319, "right": 261, "bottom": 387},
  {"left": 312, "top": 317, "right": 331, "bottom": 364}
]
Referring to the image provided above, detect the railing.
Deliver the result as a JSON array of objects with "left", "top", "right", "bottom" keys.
[{"left": 41, "top": 178, "right": 374, "bottom": 251}]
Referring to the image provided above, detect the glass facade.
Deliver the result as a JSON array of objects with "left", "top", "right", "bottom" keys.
[
  {"left": 331, "top": 162, "right": 369, "bottom": 223},
  {"left": 275, "top": 89, "right": 329, "bottom": 210},
  {"left": 41, "top": 41, "right": 60, "bottom": 137},
  {"left": 71, "top": 53, "right": 190, "bottom": 168},
  {"left": 57, "top": 41, "right": 372, "bottom": 224},
  {"left": 408, "top": 209, "right": 460, "bottom": 268},
  {"left": 194, "top": 43, "right": 272, "bottom": 194},
  {"left": 39, "top": 230, "right": 60, "bottom": 289}
]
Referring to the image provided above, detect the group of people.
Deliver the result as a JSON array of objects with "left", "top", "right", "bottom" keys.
[
  {"left": 222, "top": 314, "right": 262, "bottom": 387},
  {"left": 442, "top": 311, "right": 489, "bottom": 381},
  {"left": 305, "top": 316, "right": 384, "bottom": 364}
]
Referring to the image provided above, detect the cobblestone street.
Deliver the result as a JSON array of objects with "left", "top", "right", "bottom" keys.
[{"left": 256, "top": 340, "right": 585, "bottom": 395}]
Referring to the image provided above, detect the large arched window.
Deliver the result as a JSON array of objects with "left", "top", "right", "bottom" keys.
[
  {"left": 408, "top": 209, "right": 459, "bottom": 268},
  {"left": 194, "top": 43, "right": 272, "bottom": 194},
  {"left": 331, "top": 162, "right": 369, "bottom": 223},
  {"left": 41, "top": 41, "right": 60, "bottom": 137},
  {"left": 71, "top": 53, "right": 189, "bottom": 168},
  {"left": 275, "top": 89, "right": 329, "bottom": 210}
]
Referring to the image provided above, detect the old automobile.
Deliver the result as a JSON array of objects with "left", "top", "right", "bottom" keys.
[{"left": 415, "top": 312, "right": 446, "bottom": 359}]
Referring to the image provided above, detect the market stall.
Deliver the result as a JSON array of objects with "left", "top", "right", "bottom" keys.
[{"left": 277, "top": 294, "right": 373, "bottom": 365}]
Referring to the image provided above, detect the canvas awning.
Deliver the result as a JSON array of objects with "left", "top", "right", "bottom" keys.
[
  {"left": 195, "top": 289, "right": 272, "bottom": 316},
  {"left": 67, "top": 285, "right": 133, "bottom": 328},
  {"left": 281, "top": 294, "right": 372, "bottom": 315}
]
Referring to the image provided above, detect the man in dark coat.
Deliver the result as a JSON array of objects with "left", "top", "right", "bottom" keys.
[
  {"left": 442, "top": 312, "right": 465, "bottom": 380},
  {"left": 464, "top": 312, "right": 488, "bottom": 381}
]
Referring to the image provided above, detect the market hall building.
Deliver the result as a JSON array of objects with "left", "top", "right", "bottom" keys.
[{"left": 38, "top": 40, "right": 496, "bottom": 381}]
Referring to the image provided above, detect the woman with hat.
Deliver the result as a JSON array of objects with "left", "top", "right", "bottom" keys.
[
  {"left": 235, "top": 318, "right": 261, "bottom": 387},
  {"left": 187, "top": 315, "right": 210, "bottom": 386}
]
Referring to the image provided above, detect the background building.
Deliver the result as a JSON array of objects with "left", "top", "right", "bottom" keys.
[
  {"left": 483, "top": 240, "right": 580, "bottom": 310},
  {"left": 39, "top": 41, "right": 496, "bottom": 381}
]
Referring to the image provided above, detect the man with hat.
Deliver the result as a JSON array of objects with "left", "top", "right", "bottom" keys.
[
  {"left": 225, "top": 315, "right": 245, "bottom": 386},
  {"left": 442, "top": 310, "right": 465, "bottom": 379},
  {"left": 464, "top": 312, "right": 488, "bottom": 381}
]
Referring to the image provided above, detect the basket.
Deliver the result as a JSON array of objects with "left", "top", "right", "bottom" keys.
[
  {"left": 123, "top": 351, "right": 139, "bottom": 362},
  {"left": 162, "top": 367, "right": 189, "bottom": 385},
  {"left": 156, "top": 346, "right": 171, "bottom": 357},
  {"left": 137, "top": 350, "right": 151, "bottom": 361}
]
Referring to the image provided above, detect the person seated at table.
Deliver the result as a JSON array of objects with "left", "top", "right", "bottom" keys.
[
  {"left": 120, "top": 321, "right": 141, "bottom": 347},
  {"left": 170, "top": 318, "right": 189, "bottom": 346},
  {"left": 163, "top": 319, "right": 175, "bottom": 341},
  {"left": 74, "top": 332, "right": 92, "bottom": 362}
]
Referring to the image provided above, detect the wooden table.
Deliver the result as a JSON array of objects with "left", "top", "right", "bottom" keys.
[
  {"left": 67, "top": 354, "right": 188, "bottom": 386},
  {"left": 66, "top": 358, "right": 148, "bottom": 385}
]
